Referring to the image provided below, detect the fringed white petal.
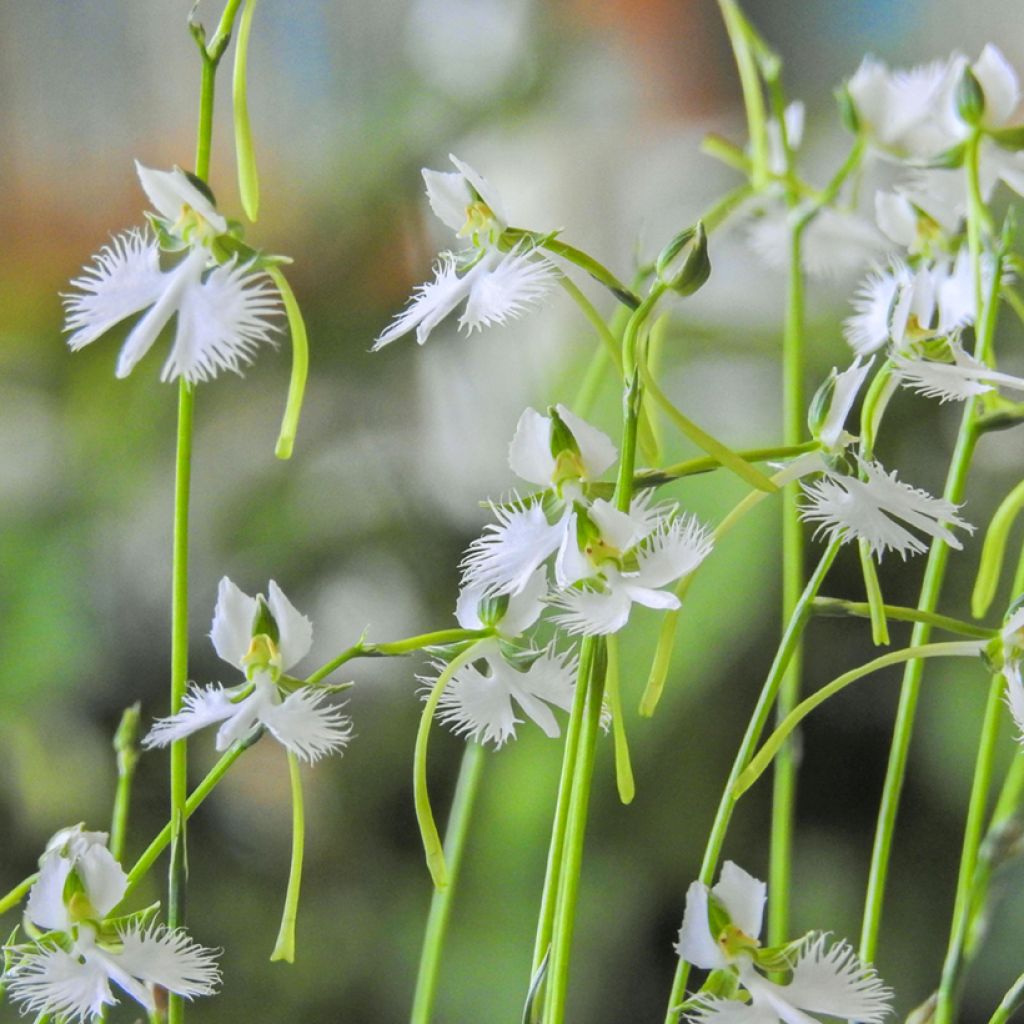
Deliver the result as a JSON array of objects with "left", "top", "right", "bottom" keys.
[
  {"left": 892, "top": 345, "right": 1024, "bottom": 403},
  {"left": 776, "top": 934, "right": 892, "bottom": 1022},
  {"left": 267, "top": 580, "right": 314, "bottom": 670},
  {"left": 142, "top": 685, "right": 238, "bottom": 749},
  {"left": 163, "top": 257, "right": 280, "bottom": 384},
  {"left": 210, "top": 576, "right": 259, "bottom": 667},
  {"left": 629, "top": 514, "right": 713, "bottom": 591},
  {"left": 458, "top": 249, "right": 555, "bottom": 333},
  {"left": 551, "top": 583, "right": 634, "bottom": 636},
  {"left": 6, "top": 945, "right": 115, "bottom": 1023},
  {"left": 712, "top": 862, "right": 766, "bottom": 940},
  {"left": 259, "top": 687, "right": 353, "bottom": 763},
  {"left": 63, "top": 229, "right": 167, "bottom": 351},
  {"left": 502, "top": 646, "right": 577, "bottom": 737},
  {"left": 434, "top": 660, "right": 522, "bottom": 747},
  {"left": 1003, "top": 661, "right": 1024, "bottom": 738},
  {"left": 844, "top": 266, "right": 905, "bottom": 355},
  {"left": 686, "top": 995, "right": 777, "bottom": 1024},
  {"left": 675, "top": 881, "right": 728, "bottom": 971},
  {"left": 373, "top": 253, "right": 475, "bottom": 349},
  {"left": 111, "top": 923, "right": 221, "bottom": 1000},
  {"left": 461, "top": 499, "right": 565, "bottom": 596}
]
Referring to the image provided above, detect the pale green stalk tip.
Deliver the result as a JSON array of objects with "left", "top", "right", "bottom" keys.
[
  {"left": 269, "top": 267, "right": 309, "bottom": 461},
  {"left": 233, "top": 0, "right": 260, "bottom": 222}
]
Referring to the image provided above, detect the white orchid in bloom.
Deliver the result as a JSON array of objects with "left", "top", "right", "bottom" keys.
[
  {"left": 374, "top": 154, "right": 556, "bottom": 349},
  {"left": 676, "top": 862, "right": 891, "bottom": 1024},
  {"left": 998, "top": 604, "right": 1024, "bottom": 736},
  {"left": 432, "top": 567, "right": 576, "bottom": 746},
  {"left": 553, "top": 498, "right": 712, "bottom": 636},
  {"left": 4, "top": 826, "right": 219, "bottom": 1023},
  {"left": 808, "top": 356, "right": 874, "bottom": 454},
  {"left": 144, "top": 577, "right": 352, "bottom": 763},
  {"left": 461, "top": 405, "right": 618, "bottom": 596},
  {"left": 893, "top": 338, "right": 1024, "bottom": 403},
  {"left": 63, "top": 162, "right": 280, "bottom": 384},
  {"left": 800, "top": 457, "right": 973, "bottom": 560}
]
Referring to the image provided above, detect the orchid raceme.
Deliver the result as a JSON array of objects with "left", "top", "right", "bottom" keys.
[
  {"left": 374, "top": 154, "right": 556, "bottom": 348},
  {"left": 800, "top": 456, "right": 973, "bottom": 560},
  {"left": 553, "top": 499, "right": 713, "bottom": 636},
  {"left": 144, "top": 577, "right": 352, "bottom": 763},
  {"left": 63, "top": 162, "right": 281, "bottom": 384},
  {"left": 3, "top": 827, "right": 219, "bottom": 1023},
  {"left": 676, "top": 862, "right": 891, "bottom": 1024}
]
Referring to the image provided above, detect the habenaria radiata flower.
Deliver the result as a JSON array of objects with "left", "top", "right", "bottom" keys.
[
  {"left": 800, "top": 457, "right": 973, "bottom": 560},
  {"left": 64, "top": 162, "right": 280, "bottom": 384},
  {"left": 374, "top": 154, "right": 556, "bottom": 349},
  {"left": 431, "top": 568, "right": 576, "bottom": 746},
  {"left": 998, "top": 604, "right": 1024, "bottom": 736},
  {"left": 460, "top": 406, "right": 618, "bottom": 597},
  {"left": 144, "top": 577, "right": 352, "bottom": 763},
  {"left": 843, "top": 250, "right": 982, "bottom": 356},
  {"left": 676, "top": 862, "right": 891, "bottom": 1024},
  {"left": 552, "top": 499, "right": 712, "bottom": 636},
  {"left": 4, "top": 826, "right": 219, "bottom": 1023},
  {"left": 808, "top": 356, "right": 874, "bottom": 453}
]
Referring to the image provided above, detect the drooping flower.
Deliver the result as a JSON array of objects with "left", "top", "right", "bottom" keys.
[
  {"left": 144, "top": 577, "right": 352, "bottom": 763},
  {"left": 4, "top": 827, "right": 220, "bottom": 1023},
  {"left": 800, "top": 457, "right": 973, "bottom": 560},
  {"left": 374, "top": 154, "right": 556, "bottom": 349},
  {"left": 552, "top": 499, "right": 712, "bottom": 636},
  {"left": 676, "top": 861, "right": 891, "bottom": 1024},
  {"left": 892, "top": 339, "right": 1024, "bottom": 403},
  {"left": 63, "top": 162, "right": 280, "bottom": 384},
  {"left": 430, "top": 567, "right": 576, "bottom": 746}
]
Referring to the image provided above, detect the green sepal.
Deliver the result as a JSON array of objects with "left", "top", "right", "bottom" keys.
[
  {"left": 956, "top": 66, "right": 986, "bottom": 127},
  {"left": 835, "top": 83, "right": 860, "bottom": 135},
  {"left": 807, "top": 371, "right": 836, "bottom": 443},
  {"left": 548, "top": 406, "right": 580, "bottom": 459},
  {"left": 990, "top": 124, "right": 1024, "bottom": 150},
  {"left": 145, "top": 213, "right": 189, "bottom": 253},
  {"left": 700, "top": 967, "right": 742, "bottom": 1000},
  {"left": 496, "top": 642, "right": 546, "bottom": 671},
  {"left": 251, "top": 595, "right": 281, "bottom": 644}
]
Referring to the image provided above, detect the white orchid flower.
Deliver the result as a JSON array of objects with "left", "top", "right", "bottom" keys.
[
  {"left": 1000, "top": 606, "right": 1024, "bottom": 736},
  {"left": 6, "top": 827, "right": 219, "bottom": 1023},
  {"left": 800, "top": 457, "right": 973, "bottom": 560},
  {"left": 460, "top": 406, "right": 619, "bottom": 597},
  {"left": 844, "top": 251, "right": 983, "bottom": 356},
  {"left": 374, "top": 154, "right": 556, "bottom": 349},
  {"left": 144, "top": 578, "right": 352, "bottom": 763},
  {"left": 430, "top": 567, "right": 576, "bottom": 747},
  {"left": 552, "top": 499, "right": 712, "bottom": 636},
  {"left": 63, "top": 163, "right": 280, "bottom": 384},
  {"left": 6, "top": 921, "right": 219, "bottom": 1023},
  {"left": 676, "top": 862, "right": 891, "bottom": 1024}
]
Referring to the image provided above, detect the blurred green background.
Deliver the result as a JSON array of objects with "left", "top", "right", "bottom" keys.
[{"left": 3, "top": 1, "right": 1024, "bottom": 1021}]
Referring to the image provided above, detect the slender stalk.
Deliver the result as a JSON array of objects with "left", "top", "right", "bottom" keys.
[
  {"left": 269, "top": 267, "right": 309, "bottom": 460},
  {"left": 528, "top": 639, "right": 595, "bottom": 1006},
  {"left": 811, "top": 598, "right": 995, "bottom": 640},
  {"left": 663, "top": 541, "right": 840, "bottom": 1020},
  {"left": 541, "top": 641, "right": 608, "bottom": 1024},
  {"left": 270, "top": 751, "right": 305, "bottom": 962},
  {"left": 122, "top": 739, "right": 253, "bottom": 901},
  {"left": 935, "top": 549, "right": 1024, "bottom": 1024},
  {"left": 770, "top": 215, "right": 806, "bottom": 948},
  {"left": 414, "top": 643, "right": 485, "bottom": 889},
  {"left": 0, "top": 874, "right": 38, "bottom": 917},
  {"left": 410, "top": 741, "right": 487, "bottom": 1024},
  {"left": 737, "top": 642, "right": 985, "bottom": 796},
  {"left": 604, "top": 634, "right": 635, "bottom": 804},
  {"left": 860, "top": 126, "right": 997, "bottom": 962},
  {"left": 636, "top": 442, "right": 817, "bottom": 487},
  {"left": 989, "top": 973, "right": 1024, "bottom": 1024}
]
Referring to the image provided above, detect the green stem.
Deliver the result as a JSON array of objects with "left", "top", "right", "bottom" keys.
[
  {"left": 736, "top": 642, "right": 985, "bottom": 797},
  {"left": 663, "top": 541, "right": 840, "bottom": 1020},
  {"left": 637, "top": 442, "right": 817, "bottom": 487},
  {"left": 122, "top": 739, "right": 253, "bottom": 901},
  {"left": 988, "top": 973, "right": 1024, "bottom": 1024},
  {"left": 110, "top": 704, "right": 142, "bottom": 862},
  {"left": 811, "top": 598, "right": 996, "bottom": 640},
  {"left": 542, "top": 641, "right": 608, "bottom": 1024},
  {"left": 935, "top": 548, "right": 1024, "bottom": 1024},
  {"left": 269, "top": 267, "right": 309, "bottom": 460},
  {"left": 410, "top": 741, "right": 487, "bottom": 1024},
  {"left": 770, "top": 208, "right": 807, "bottom": 949},
  {"left": 859, "top": 540, "right": 891, "bottom": 646},
  {"left": 604, "top": 634, "right": 635, "bottom": 805},
  {"left": 0, "top": 874, "right": 39, "bottom": 918},
  {"left": 529, "top": 639, "right": 595, "bottom": 1008},
  {"left": 270, "top": 751, "right": 305, "bottom": 962},
  {"left": 557, "top": 275, "right": 621, "bottom": 371},
  {"left": 414, "top": 644, "right": 485, "bottom": 889}
]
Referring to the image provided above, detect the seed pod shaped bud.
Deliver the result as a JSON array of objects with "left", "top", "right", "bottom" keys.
[
  {"left": 656, "top": 221, "right": 711, "bottom": 296},
  {"left": 956, "top": 65, "right": 986, "bottom": 127}
]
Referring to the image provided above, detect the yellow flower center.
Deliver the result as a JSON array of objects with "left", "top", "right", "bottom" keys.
[
  {"left": 242, "top": 633, "right": 283, "bottom": 680},
  {"left": 718, "top": 922, "right": 760, "bottom": 960},
  {"left": 458, "top": 200, "right": 499, "bottom": 244}
]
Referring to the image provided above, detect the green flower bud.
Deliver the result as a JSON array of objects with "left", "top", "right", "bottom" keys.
[
  {"left": 835, "top": 83, "right": 861, "bottom": 135},
  {"left": 956, "top": 66, "right": 986, "bottom": 127},
  {"left": 656, "top": 222, "right": 711, "bottom": 296}
]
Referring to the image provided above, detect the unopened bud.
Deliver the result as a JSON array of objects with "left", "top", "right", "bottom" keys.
[
  {"left": 807, "top": 372, "right": 837, "bottom": 443},
  {"left": 956, "top": 66, "right": 986, "bottom": 127},
  {"left": 656, "top": 222, "right": 711, "bottom": 296}
]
